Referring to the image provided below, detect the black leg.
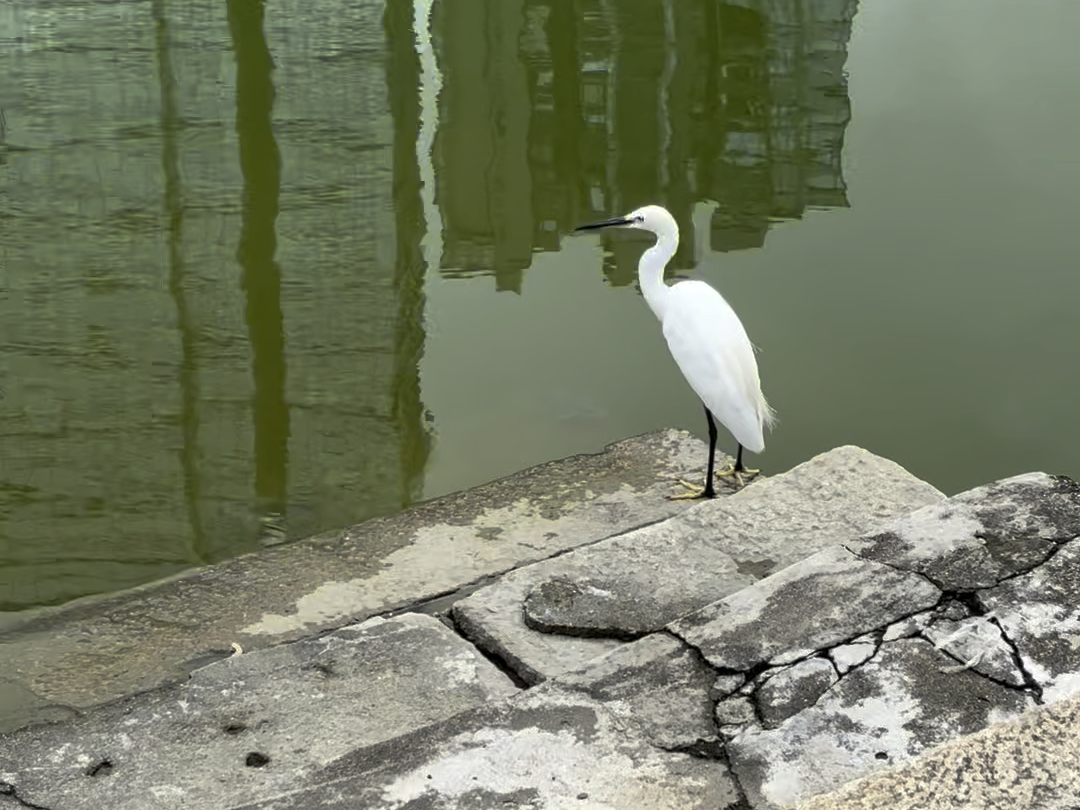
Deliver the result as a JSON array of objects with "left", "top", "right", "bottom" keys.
[
  {"left": 735, "top": 443, "right": 746, "bottom": 473},
  {"left": 703, "top": 407, "right": 718, "bottom": 498}
]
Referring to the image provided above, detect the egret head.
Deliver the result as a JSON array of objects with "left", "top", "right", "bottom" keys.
[{"left": 575, "top": 204, "right": 678, "bottom": 243}]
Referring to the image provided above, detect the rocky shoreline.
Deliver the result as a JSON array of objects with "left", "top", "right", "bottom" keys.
[{"left": 2, "top": 430, "right": 1079, "bottom": 809}]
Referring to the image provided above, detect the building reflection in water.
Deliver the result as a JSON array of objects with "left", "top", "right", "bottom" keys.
[
  {"left": 0, "top": 0, "right": 851, "bottom": 609},
  {"left": 0, "top": 0, "right": 430, "bottom": 609},
  {"left": 428, "top": 0, "right": 855, "bottom": 287}
]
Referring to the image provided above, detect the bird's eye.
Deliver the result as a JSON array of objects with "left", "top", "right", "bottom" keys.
[{"left": 634, "top": 215, "right": 644, "bottom": 223}]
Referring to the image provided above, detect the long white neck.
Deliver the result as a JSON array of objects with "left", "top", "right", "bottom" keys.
[{"left": 638, "top": 230, "right": 678, "bottom": 321}]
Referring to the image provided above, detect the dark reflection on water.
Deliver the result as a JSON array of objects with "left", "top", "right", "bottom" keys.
[
  {"left": 0, "top": 0, "right": 853, "bottom": 610},
  {"left": 0, "top": 0, "right": 430, "bottom": 609},
  {"left": 153, "top": 0, "right": 206, "bottom": 562},
  {"left": 384, "top": 0, "right": 432, "bottom": 507},
  {"left": 228, "top": 0, "right": 289, "bottom": 546},
  {"left": 432, "top": 0, "right": 853, "bottom": 287}
]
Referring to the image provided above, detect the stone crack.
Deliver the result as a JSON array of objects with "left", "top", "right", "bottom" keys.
[
  {"left": 0, "top": 781, "right": 53, "bottom": 810},
  {"left": 988, "top": 614, "right": 1045, "bottom": 705},
  {"left": 842, "top": 543, "right": 946, "bottom": 592},
  {"left": 442, "top": 609, "right": 532, "bottom": 689}
]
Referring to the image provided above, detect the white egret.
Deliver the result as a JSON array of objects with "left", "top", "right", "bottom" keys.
[{"left": 576, "top": 204, "right": 775, "bottom": 497}]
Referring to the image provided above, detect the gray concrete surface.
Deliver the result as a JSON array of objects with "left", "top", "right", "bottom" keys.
[
  {"left": 683, "top": 472, "right": 1080, "bottom": 810},
  {"left": 228, "top": 689, "right": 743, "bottom": 810},
  {"left": 0, "top": 430, "right": 700, "bottom": 726},
  {"left": 981, "top": 538, "right": 1080, "bottom": 704},
  {"left": 1, "top": 443, "right": 1078, "bottom": 810},
  {"left": 0, "top": 614, "right": 517, "bottom": 810},
  {"left": 850, "top": 472, "right": 1077, "bottom": 589},
  {"left": 538, "top": 632, "right": 720, "bottom": 752},
  {"left": 729, "top": 638, "right": 1034, "bottom": 810},
  {"left": 453, "top": 445, "right": 944, "bottom": 684},
  {"left": 670, "top": 544, "right": 941, "bottom": 671}
]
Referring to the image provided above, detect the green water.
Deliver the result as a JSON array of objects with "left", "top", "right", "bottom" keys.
[{"left": 1, "top": 0, "right": 1078, "bottom": 611}]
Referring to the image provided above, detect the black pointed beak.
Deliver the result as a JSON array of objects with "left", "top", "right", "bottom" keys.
[{"left": 575, "top": 216, "right": 632, "bottom": 232}]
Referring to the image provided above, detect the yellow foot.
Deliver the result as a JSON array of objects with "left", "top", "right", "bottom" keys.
[
  {"left": 666, "top": 478, "right": 712, "bottom": 500},
  {"left": 714, "top": 465, "right": 760, "bottom": 489}
]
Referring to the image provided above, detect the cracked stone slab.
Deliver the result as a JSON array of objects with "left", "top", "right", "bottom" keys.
[
  {"left": 923, "top": 614, "right": 1024, "bottom": 687},
  {"left": 882, "top": 610, "right": 934, "bottom": 642},
  {"left": 980, "top": 537, "right": 1080, "bottom": 704},
  {"left": 728, "top": 637, "right": 1034, "bottom": 810},
  {"left": 229, "top": 689, "right": 742, "bottom": 810},
  {"left": 537, "top": 633, "right": 719, "bottom": 752},
  {"left": 454, "top": 446, "right": 943, "bottom": 683},
  {"left": 756, "top": 657, "right": 839, "bottom": 729},
  {"left": 850, "top": 473, "right": 1080, "bottom": 590},
  {"left": 0, "top": 614, "right": 518, "bottom": 810},
  {"left": 522, "top": 576, "right": 661, "bottom": 639},
  {"left": 830, "top": 642, "right": 876, "bottom": 674},
  {"left": 670, "top": 545, "right": 941, "bottom": 672},
  {"left": 0, "top": 430, "right": 702, "bottom": 729}
]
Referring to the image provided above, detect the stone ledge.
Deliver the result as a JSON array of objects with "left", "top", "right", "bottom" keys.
[
  {"left": 1, "top": 444, "right": 1078, "bottom": 810},
  {"left": 453, "top": 445, "right": 944, "bottom": 684},
  {"left": 0, "top": 430, "right": 702, "bottom": 721}
]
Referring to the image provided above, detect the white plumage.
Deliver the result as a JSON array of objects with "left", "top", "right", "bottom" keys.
[
  {"left": 576, "top": 204, "right": 774, "bottom": 497},
  {"left": 661, "top": 280, "right": 769, "bottom": 452}
]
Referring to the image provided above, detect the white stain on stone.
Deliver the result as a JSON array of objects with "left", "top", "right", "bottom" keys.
[
  {"left": 441, "top": 652, "right": 481, "bottom": 688},
  {"left": 379, "top": 712, "right": 703, "bottom": 808},
  {"left": 241, "top": 491, "right": 643, "bottom": 636},
  {"left": 831, "top": 642, "right": 877, "bottom": 674},
  {"left": 890, "top": 504, "right": 984, "bottom": 555},
  {"left": 149, "top": 785, "right": 186, "bottom": 799},
  {"left": 756, "top": 685, "right": 928, "bottom": 808}
]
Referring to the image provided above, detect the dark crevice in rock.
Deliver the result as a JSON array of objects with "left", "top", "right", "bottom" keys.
[
  {"left": 941, "top": 590, "right": 984, "bottom": 616},
  {"left": 916, "top": 627, "right": 1042, "bottom": 705},
  {"left": 745, "top": 690, "right": 768, "bottom": 729},
  {"left": 663, "top": 738, "right": 727, "bottom": 760},
  {"left": 382, "top": 585, "right": 480, "bottom": 620},
  {"left": 514, "top": 513, "right": 692, "bottom": 565},
  {"left": 988, "top": 615, "right": 1045, "bottom": 705},
  {"left": 981, "top": 535, "right": 1078, "bottom": 589},
  {"left": 788, "top": 638, "right": 885, "bottom": 715},
  {"left": 739, "top": 660, "right": 771, "bottom": 684},
  {"left": 776, "top": 625, "right": 895, "bottom": 704},
  {"left": 714, "top": 746, "right": 755, "bottom": 810},
  {"left": 672, "top": 635, "right": 729, "bottom": 682},
  {"left": 847, "top": 529, "right": 1079, "bottom": 601},
  {"left": 443, "top": 611, "right": 532, "bottom": 690},
  {"left": 842, "top": 544, "right": 946, "bottom": 592},
  {"left": 661, "top": 629, "right": 718, "bottom": 673},
  {"left": 662, "top": 629, "right": 774, "bottom": 690},
  {"left": 628, "top": 636, "right": 752, "bottom": 809},
  {"left": 824, "top": 652, "right": 843, "bottom": 679},
  {"left": 0, "top": 781, "right": 53, "bottom": 810},
  {"left": 661, "top": 630, "right": 764, "bottom": 752},
  {"left": 85, "top": 758, "right": 114, "bottom": 777},
  {"left": 835, "top": 632, "right": 885, "bottom": 678}
]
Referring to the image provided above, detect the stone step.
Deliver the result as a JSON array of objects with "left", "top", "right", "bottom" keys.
[
  {"left": 0, "top": 613, "right": 519, "bottom": 810},
  {"left": 159, "top": 474, "right": 1080, "bottom": 809},
  {"left": 706, "top": 472, "right": 1080, "bottom": 809},
  {"left": 0, "top": 430, "right": 701, "bottom": 729},
  {"left": 2, "top": 445, "right": 1078, "bottom": 810},
  {"left": 451, "top": 445, "right": 944, "bottom": 684},
  {"left": 231, "top": 687, "right": 738, "bottom": 810}
]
